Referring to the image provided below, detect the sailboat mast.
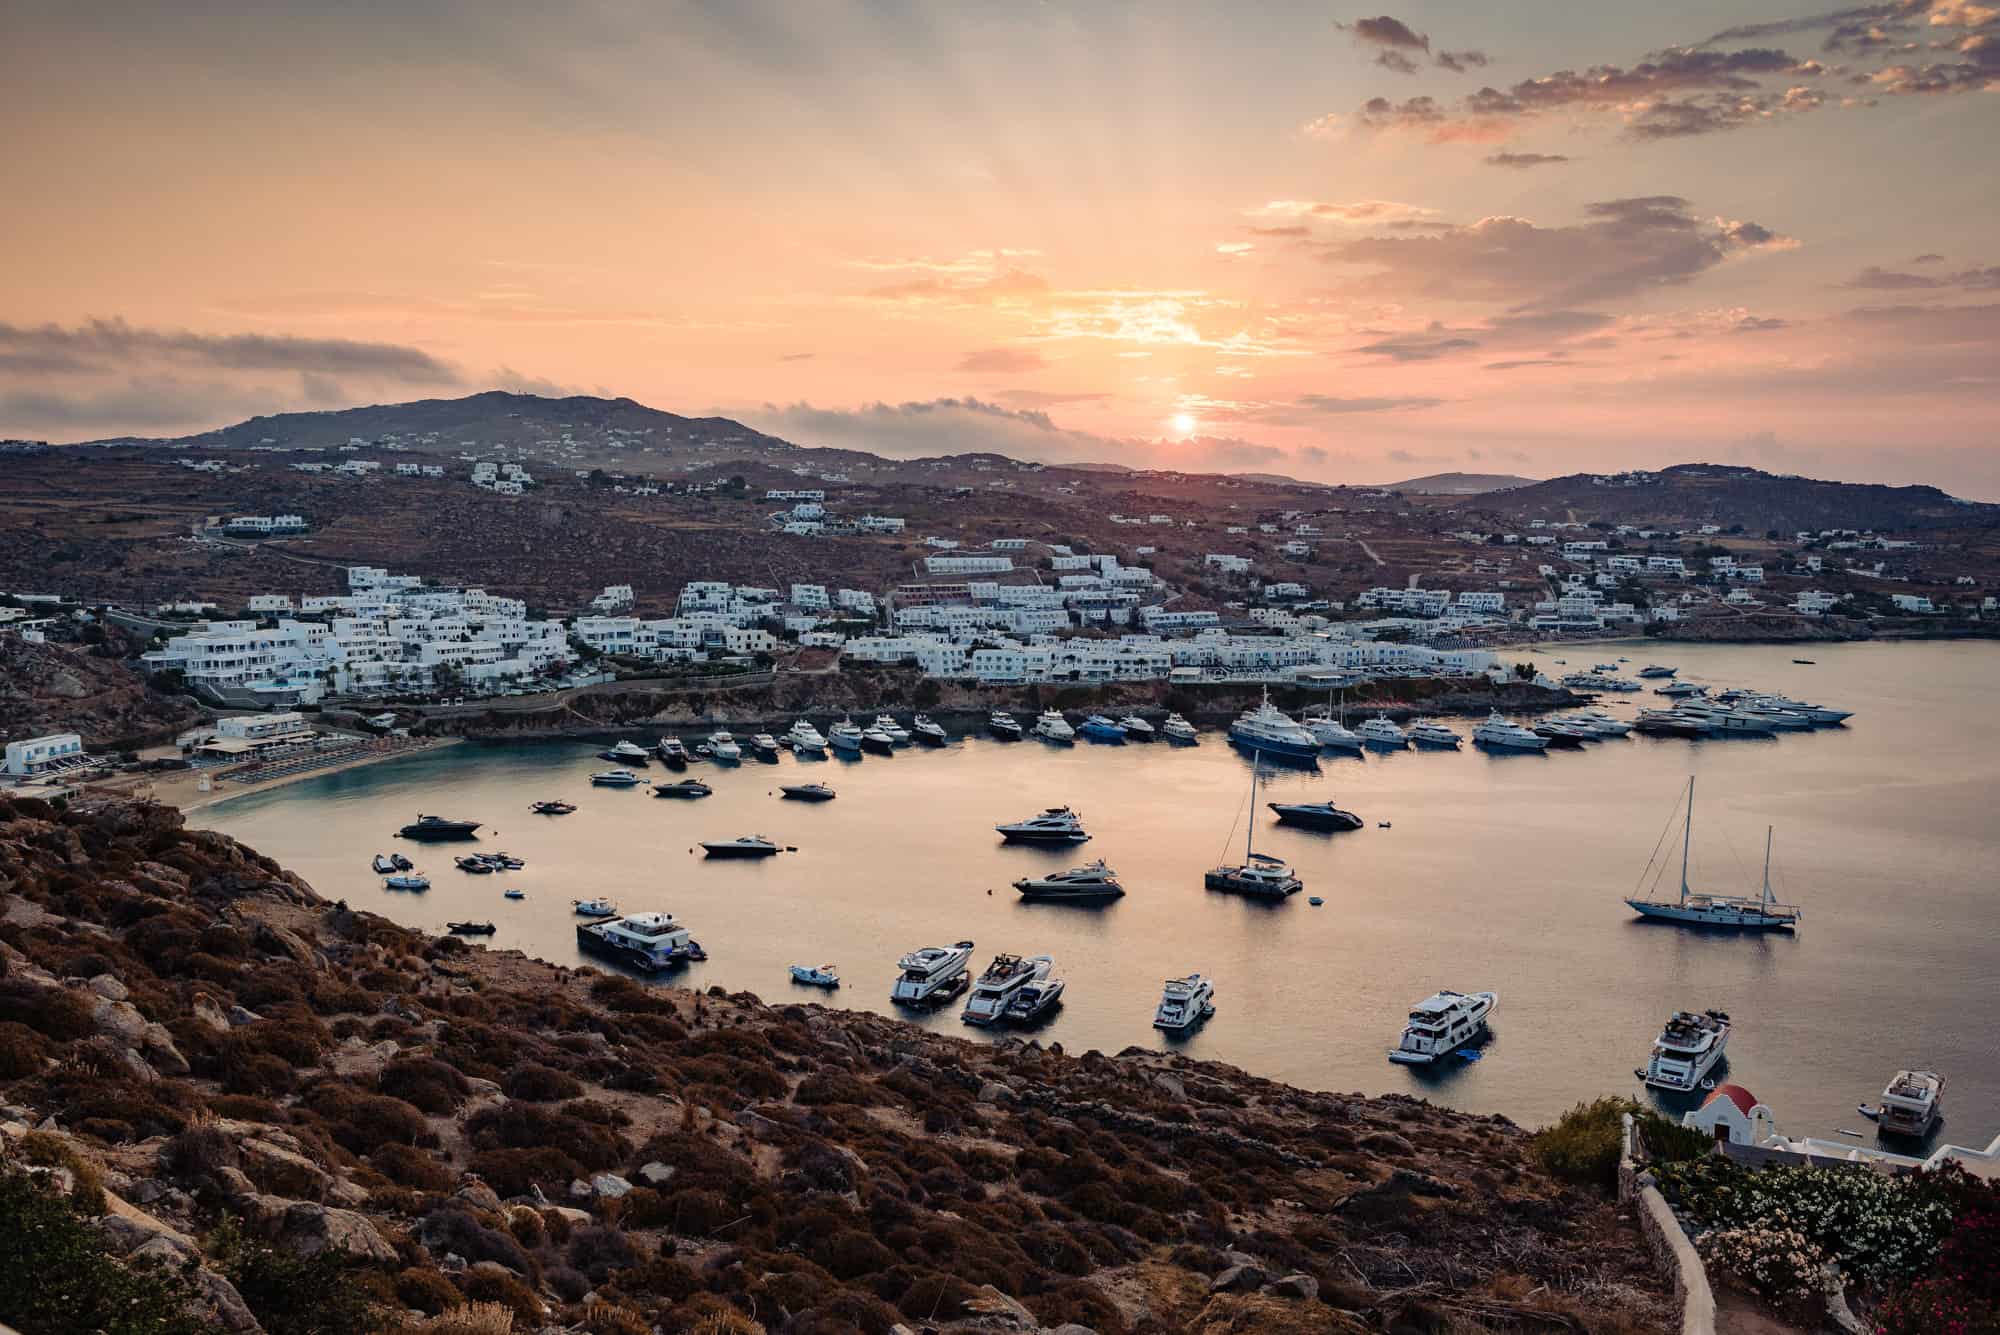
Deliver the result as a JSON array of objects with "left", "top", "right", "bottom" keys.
[
  {"left": 1680, "top": 776, "right": 1695, "bottom": 903},
  {"left": 1245, "top": 763, "right": 1258, "bottom": 862},
  {"left": 1761, "top": 826, "right": 1774, "bottom": 907}
]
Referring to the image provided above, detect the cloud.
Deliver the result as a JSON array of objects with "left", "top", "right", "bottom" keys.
[
  {"left": 1243, "top": 199, "right": 1438, "bottom": 225},
  {"left": 0, "top": 317, "right": 459, "bottom": 382},
  {"left": 1843, "top": 262, "right": 2000, "bottom": 289},
  {"left": 992, "top": 389, "right": 1111, "bottom": 408},
  {"left": 1484, "top": 358, "right": 1571, "bottom": 370},
  {"left": 955, "top": 347, "right": 1050, "bottom": 373},
  {"left": 1485, "top": 151, "right": 1571, "bottom": 167},
  {"left": 1354, "top": 333, "right": 1481, "bottom": 360},
  {"left": 867, "top": 268, "right": 1048, "bottom": 305},
  {"left": 1294, "top": 393, "right": 1445, "bottom": 413},
  {"left": 779, "top": 351, "right": 816, "bottom": 362},
  {"left": 1437, "top": 49, "right": 1491, "bottom": 72},
  {"left": 1336, "top": 15, "right": 1489, "bottom": 73}
]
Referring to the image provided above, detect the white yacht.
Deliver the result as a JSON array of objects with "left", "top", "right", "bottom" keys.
[
  {"left": 1007, "top": 971, "right": 1065, "bottom": 1023},
  {"left": 1408, "top": 720, "right": 1461, "bottom": 748},
  {"left": 590, "top": 767, "right": 646, "bottom": 787},
  {"left": 1640, "top": 1009, "right": 1731, "bottom": 1092},
  {"left": 1302, "top": 704, "right": 1365, "bottom": 753},
  {"left": 788, "top": 963, "right": 840, "bottom": 989},
  {"left": 872, "top": 714, "right": 911, "bottom": 744},
  {"left": 1033, "top": 709, "right": 1075, "bottom": 743},
  {"left": 1118, "top": 715, "right": 1156, "bottom": 741},
  {"left": 911, "top": 713, "right": 948, "bottom": 745},
  {"left": 602, "top": 739, "right": 650, "bottom": 763},
  {"left": 1593, "top": 675, "right": 1643, "bottom": 693},
  {"left": 785, "top": 719, "right": 828, "bottom": 754},
  {"left": 1226, "top": 689, "right": 1321, "bottom": 762},
  {"left": 987, "top": 711, "right": 1024, "bottom": 740},
  {"left": 1637, "top": 664, "right": 1677, "bottom": 679},
  {"left": 750, "top": 733, "right": 781, "bottom": 758},
  {"left": 891, "top": 940, "right": 975, "bottom": 1006},
  {"left": 1161, "top": 713, "right": 1199, "bottom": 744},
  {"left": 1656, "top": 680, "right": 1707, "bottom": 698},
  {"left": 828, "top": 717, "right": 864, "bottom": 752},
  {"left": 1356, "top": 714, "right": 1409, "bottom": 749},
  {"left": 1873, "top": 1070, "right": 1944, "bottom": 1139},
  {"left": 860, "top": 725, "right": 896, "bottom": 753},
  {"left": 705, "top": 731, "right": 743, "bottom": 761},
  {"left": 1206, "top": 762, "right": 1303, "bottom": 897},
  {"left": 1012, "top": 859, "right": 1124, "bottom": 901},
  {"left": 1564, "top": 709, "right": 1633, "bottom": 737},
  {"left": 1153, "top": 974, "right": 1216, "bottom": 1032},
  {"left": 962, "top": 953, "right": 1051, "bottom": 1026},
  {"left": 383, "top": 873, "right": 430, "bottom": 891},
  {"left": 572, "top": 896, "right": 618, "bottom": 916},
  {"left": 1388, "top": 990, "right": 1497, "bottom": 1064},
  {"left": 576, "top": 911, "right": 704, "bottom": 973},
  {"left": 1472, "top": 712, "right": 1548, "bottom": 751},
  {"left": 1625, "top": 778, "right": 1801, "bottom": 930},
  {"left": 996, "top": 806, "right": 1090, "bottom": 844}
]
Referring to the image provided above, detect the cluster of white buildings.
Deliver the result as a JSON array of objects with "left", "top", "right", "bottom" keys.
[
  {"left": 568, "top": 579, "right": 879, "bottom": 663},
  {"left": 471, "top": 460, "right": 534, "bottom": 494},
  {"left": 221, "top": 515, "right": 308, "bottom": 536},
  {"left": 393, "top": 462, "right": 447, "bottom": 478},
  {"left": 764, "top": 488, "right": 906, "bottom": 537}
]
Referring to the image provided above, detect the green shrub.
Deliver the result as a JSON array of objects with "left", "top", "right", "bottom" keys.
[
  {"left": 1531, "top": 1097, "right": 1637, "bottom": 1192},
  {"left": 0, "top": 1167, "right": 207, "bottom": 1335},
  {"left": 502, "top": 1062, "right": 582, "bottom": 1102},
  {"left": 208, "top": 1216, "right": 378, "bottom": 1335},
  {"left": 0, "top": 980, "right": 95, "bottom": 1040},
  {"left": 0, "top": 1020, "right": 52, "bottom": 1078}
]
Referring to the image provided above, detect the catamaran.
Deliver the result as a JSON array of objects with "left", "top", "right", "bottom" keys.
[
  {"left": 1206, "top": 761, "right": 1303, "bottom": 897},
  {"left": 1625, "top": 777, "right": 1801, "bottom": 930}
]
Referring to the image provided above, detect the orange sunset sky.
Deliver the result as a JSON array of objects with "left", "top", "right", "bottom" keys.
[{"left": 3, "top": 1, "right": 1997, "bottom": 493}]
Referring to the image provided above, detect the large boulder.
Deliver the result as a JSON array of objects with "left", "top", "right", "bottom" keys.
[{"left": 245, "top": 1197, "right": 397, "bottom": 1264}]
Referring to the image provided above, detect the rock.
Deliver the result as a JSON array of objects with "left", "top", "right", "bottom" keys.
[
  {"left": 98, "top": 1214, "right": 169, "bottom": 1255},
  {"left": 252, "top": 921, "right": 315, "bottom": 966},
  {"left": 189, "top": 1269, "right": 264, "bottom": 1335},
  {"left": 1153, "top": 1072, "right": 1187, "bottom": 1099},
  {"left": 325, "top": 1179, "right": 370, "bottom": 1209},
  {"left": 127, "top": 1178, "right": 168, "bottom": 1205},
  {"left": 93, "top": 997, "right": 148, "bottom": 1045},
  {"left": 213, "top": 1167, "right": 258, "bottom": 1202},
  {"left": 112, "top": 1046, "right": 158, "bottom": 1083},
  {"left": 959, "top": 1286, "right": 1040, "bottom": 1328},
  {"left": 455, "top": 1180, "right": 502, "bottom": 1212},
  {"left": 130, "top": 1233, "right": 201, "bottom": 1268},
  {"left": 1356, "top": 1130, "right": 1416, "bottom": 1157},
  {"left": 225, "top": 1005, "right": 263, "bottom": 1027},
  {"left": 267, "top": 1200, "right": 397, "bottom": 1264},
  {"left": 463, "top": 1076, "right": 503, "bottom": 1099},
  {"left": 569, "top": 1178, "right": 594, "bottom": 1200},
  {"left": 1209, "top": 1263, "right": 1268, "bottom": 1294},
  {"left": 1046, "top": 1326, "right": 1099, "bottom": 1335},
  {"left": 1269, "top": 1273, "right": 1320, "bottom": 1300},
  {"left": 141, "top": 1024, "right": 190, "bottom": 1076},
  {"left": 637, "top": 1161, "right": 676, "bottom": 1187},
  {"left": 87, "top": 974, "right": 130, "bottom": 1002},
  {"left": 548, "top": 1205, "right": 592, "bottom": 1226},
  {"left": 977, "top": 1082, "right": 1012, "bottom": 1104},
  {"left": 1386, "top": 1167, "right": 1458, "bottom": 1198},
  {"left": 191, "top": 997, "right": 231, "bottom": 1033},
  {"left": 590, "top": 1173, "right": 632, "bottom": 1199},
  {"left": 239, "top": 1139, "right": 330, "bottom": 1199}
]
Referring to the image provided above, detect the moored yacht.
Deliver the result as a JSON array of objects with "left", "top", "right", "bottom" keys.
[
  {"left": 1153, "top": 974, "right": 1216, "bottom": 1032},
  {"left": 779, "top": 782, "right": 835, "bottom": 801},
  {"left": 529, "top": 799, "right": 576, "bottom": 815},
  {"left": 1873, "top": 1070, "right": 1944, "bottom": 1139},
  {"left": 962, "top": 953, "right": 1050, "bottom": 1026},
  {"left": 1670, "top": 703, "right": 1774, "bottom": 736},
  {"left": 987, "top": 711, "right": 1024, "bottom": 740},
  {"left": 1118, "top": 714, "right": 1156, "bottom": 741},
  {"left": 785, "top": 719, "right": 828, "bottom": 755},
  {"left": 383, "top": 873, "right": 430, "bottom": 891},
  {"left": 1207, "top": 762, "right": 1302, "bottom": 896},
  {"left": 1656, "top": 680, "right": 1707, "bottom": 698},
  {"left": 1638, "top": 664, "right": 1678, "bottom": 678},
  {"left": 598, "top": 739, "right": 651, "bottom": 764},
  {"left": 1227, "top": 690, "right": 1320, "bottom": 762},
  {"left": 1161, "top": 713, "right": 1199, "bottom": 743},
  {"left": 1640, "top": 1009, "right": 1731, "bottom": 1092},
  {"left": 1267, "top": 798, "right": 1363, "bottom": 831},
  {"left": 996, "top": 806, "right": 1090, "bottom": 844},
  {"left": 657, "top": 737, "right": 689, "bottom": 767},
  {"left": 652, "top": 777, "right": 712, "bottom": 798},
  {"left": 1033, "top": 709, "right": 1075, "bottom": 743},
  {"left": 1304, "top": 709, "right": 1365, "bottom": 753},
  {"left": 1472, "top": 712, "right": 1548, "bottom": 752},
  {"left": 706, "top": 731, "right": 743, "bottom": 762},
  {"left": 1012, "top": 859, "right": 1124, "bottom": 901},
  {"left": 1408, "top": 720, "right": 1461, "bottom": 748},
  {"left": 701, "top": 834, "right": 780, "bottom": 859},
  {"left": 788, "top": 963, "right": 840, "bottom": 989},
  {"left": 872, "top": 714, "right": 911, "bottom": 745},
  {"left": 1532, "top": 720, "right": 1590, "bottom": 748},
  {"left": 1625, "top": 778, "right": 1801, "bottom": 930},
  {"left": 1078, "top": 714, "right": 1126, "bottom": 742},
  {"left": 828, "top": 717, "right": 864, "bottom": 752},
  {"left": 910, "top": 713, "right": 948, "bottom": 745},
  {"left": 1356, "top": 714, "right": 1409, "bottom": 749},
  {"left": 860, "top": 725, "right": 896, "bottom": 754},
  {"left": 1388, "top": 990, "right": 1497, "bottom": 1064},
  {"left": 750, "top": 733, "right": 781, "bottom": 759},
  {"left": 397, "top": 814, "right": 481, "bottom": 841},
  {"left": 572, "top": 896, "right": 618, "bottom": 916},
  {"left": 1564, "top": 709, "right": 1633, "bottom": 737},
  {"left": 1634, "top": 708, "right": 1713, "bottom": 738},
  {"left": 891, "top": 940, "right": 975, "bottom": 1006},
  {"left": 576, "top": 911, "right": 705, "bottom": 972},
  {"left": 590, "top": 767, "right": 646, "bottom": 787},
  {"left": 1007, "top": 971, "right": 1065, "bottom": 1023}
]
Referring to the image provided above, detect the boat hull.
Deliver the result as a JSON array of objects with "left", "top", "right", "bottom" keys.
[
  {"left": 1204, "top": 869, "right": 1301, "bottom": 897},
  {"left": 702, "top": 844, "right": 779, "bottom": 859},
  {"left": 1626, "top": 898, "right": 1797, "bottom": 930},
  {"left": 998, "top": 831, "right": 1090, "bottom": 845},
  {"left": 1227, "top": 732, "right": 1322, "bottom": 763},
  {"left": 1013, "top": 884, "right": 1124, "bottom": 901},
  {"left": 1268, "top": 803, "right": 1363, "bottom": 831},
  {"left": 575, "top": 923, "right": 689, "bottom": 973}
]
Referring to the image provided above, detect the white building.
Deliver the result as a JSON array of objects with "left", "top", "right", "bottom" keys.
[
  {"left": 4, "top": 733, "right": 84, "bottom": 776},
  {"left": 924, "top": 555, "right": 1013, "bottom": 575}
]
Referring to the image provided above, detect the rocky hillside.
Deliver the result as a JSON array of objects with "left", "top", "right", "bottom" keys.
[
  {"left": 0, "top": 634, "right": 203, "bottom": 751},
  {"left": 0, "top": 796, "right": 1672, "bottom": 1335}
]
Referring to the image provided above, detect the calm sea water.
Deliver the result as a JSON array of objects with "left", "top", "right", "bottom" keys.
[{"left": 195, "top": 640, "right": 2000, "bottom": 1143}]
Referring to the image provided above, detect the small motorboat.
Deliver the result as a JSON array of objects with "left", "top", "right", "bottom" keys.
[
  {"left": 455, "top": 856, "right": 495, "bottom": 874},
  {"left": 701, "top": 835, "right": 781, "bottom": 859},
  {"left": 384, "top": 874, "right": 430, "bottom": 891},
  {"left": 397, "top": 814, "right": 481, "bottom": 841},
  {"left": 590, "top": 768, "right": 646, "bottom": 787},
  {"left": 486, "top": 853, "right": 524, "bottom": 870},
  {"left": 573, "top": 896, "right": 618, "bottom": 916},
  {"left": 1007, "top": 975, "right": 1066, "bottom": 1023},
  {"left": 788, "top": 963, "right": 840, "bottom": 988},
  {"left": 502, "top": 888, "right": 525, "bottom": 900},
  {"left": 1793, "top": 658, "right": 1816, "bottom": 665},
  {"left": 1078, "top": 714, "right": 1126, "bottom": 742},
  {"left": 530, "top": 799, "right": 576, "bottom": 815},
  {"left": 371, "top": 853, "right": 404, "bottom": 874},
  {"left": 447, "top": 921, "right": 497, "bottom": 936},
  {"left": 780, "top": 783, "right": 835, "bottom": 802},
  {"left": 1308, "top": 896, "right": 1324, "bottom": 906},
  {"left": 653, "top": 778, "right": 713, "bottom": 798}
]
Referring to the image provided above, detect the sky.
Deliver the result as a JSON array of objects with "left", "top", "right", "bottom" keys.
[{"left": 2, "top": 0, "right": 1997, "bottom": 494}]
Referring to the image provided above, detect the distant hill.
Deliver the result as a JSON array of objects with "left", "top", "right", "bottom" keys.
[
  {"left": 1386, "top": 471, "right": 1537, "bottom": 495},
  {"left": 1463, "top": 463, "right": 1995, "bottom": 532}
]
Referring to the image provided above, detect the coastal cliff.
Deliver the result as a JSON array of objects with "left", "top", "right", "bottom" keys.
[{"left": 0, "top": 795, "right": 1671, "bottom": 1334}]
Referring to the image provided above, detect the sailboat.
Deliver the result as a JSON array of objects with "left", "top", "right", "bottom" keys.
[
  {"left": 1205, "top": 761, "right": 1303, "bottom": 897},
  {"left": 1624, "top": 777, "right": 1801, "bottom": 930}
]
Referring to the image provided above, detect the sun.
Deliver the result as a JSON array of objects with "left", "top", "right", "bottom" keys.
[{"left": 1170, "top": 412, "right": 1197, "bottom": 436}]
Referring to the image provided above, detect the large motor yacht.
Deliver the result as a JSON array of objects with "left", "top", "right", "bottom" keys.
[
  {"left": 872, "top": 714, "right": 911, "bottom": 745},
  {"left": 657, "top": 737, "right": 690, "bottom": 768},
  {"left": 785, "top": 719, "right": 828, "bottom": 755},
  {"left": 911, "top": 713, "right": 948, "bottom": 745},
  {"left": 652, "top": 778, "right": 712, "bottom": 798},
  {"left": 962, "top": 953, "right": 1051, "bottom": 1026},
  {"left": 1640, "top": 1009, "right": 1731, "bottom": 1092},
  {"left": 1387, "top": 990, "right": 1497, "bottom": 1064},
  {"left": 1471, "top": 713, "right": 1549, "bottom": 751},
  {"left": 1153, "top": 974, "right": 1216, "bottom": 1032},
  {"left": 1012, "top": 859, "right": 1125, "bottom": 901},
  {"left": 1564, "top": 710, "right": 1633, "bottom": 737},
  {"left": 1118, "top": 715, "right": 1156, "bottom": 741},
  {"left": 576, "top": 911, "right": 705, "bottom": 973},
  {"left": 397, "top": 814, "right": 481, "bottom": 841},
  {"left": 706, "top": 731, "right": 743, "bottom": 762},
  {"left": 1227, "top": 690, "right": 1321, "bottom": 761},
  {"left": 701, "top": 834, "right": 780, "bottom": 859},
  {"left": 599, "top": 739, "right": 651, "bottom": 764},
  {"left": 750, "top": 733, "right": 781, "bottom": 759},
  {"left": 828, "top": 717, "right": 864, "bottom": 752},
  {"left": 1873, "top": 1070, "right": 1945, "bottom": 1139},
  {"left": 987, "top": 711, "right": 1024, "bottom": 740},
  {"left": 860, "top": 725, "right": 896, "bottom": 754},
  {"left": 1078, "top": 714, "right": 1127, "bottom": 742},
  {"left": 996, "top": 806, "right": 1090, "bottom": 844},
  {"left": 1356, "top": 714, "right": 1409, "bottom": 749},
  {"left": 1033, "top": 709, "right": 1075, "bottom": 743},
  {"left": 1638, "top": 664, "right": 1678, "bottom": 679},
  {"left": 779, "top": 783, "right": 835, "bottom": 802},
  {"left": 1656, "top": 680, "right": 1707, "bottom": 698},
  {"left": 891, "top": 940, "right": 975, "bottom": 1005},
  {"left": 1304, "top": 710, "right": 1366, "bottom": 752},
  {"left": 1267, "top": 798, "right": 1363, "bottom": 831},
  {"left": 1673, "top": 702, "right": 1776, "bottom": 736},
  {"left": 1408, "top": 720, "right": 1461, "bottom": 748},
  {"left": 1625, "top": 778, "right": 1801, "bottom": 930},
  {"left": 589, "top": 768, "right": 646, "bottom": 787},
  {"left": 1161, "top": 713, "right": 1199, "bottom": 744}
]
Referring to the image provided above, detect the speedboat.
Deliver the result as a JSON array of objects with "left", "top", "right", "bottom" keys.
[
  {"left": 1472, "top": 712, "right": 1548, "bottom": 752},
  {"left": 576, "top": 911, "right": 703, "bottom": 972},
  {"left": 598, "top": 740, "right": 651, "bottom": 764},
  {"left": 502, "top": 887, "right": 525, "bottom": 900},
  {"left": 701, "top": 834, "right": 780, "bottom": 859},
  {"left": 1012, "top": 859, "right": 1124, "bottom": 901},
  {"left": 996, "top": 806, "right": 1090, "bottom": 844},
  {"left": 1640, "top": 1009, "right": 1731, "bottom": 1092},
  {"left": 371, "top": 853, "right": 406, "bottom": 874},
  {"left": 1626, "top": 779, "right": 1801, "bottom": 929},
  {"left": 1634, "top": 708, "right": 1713, "bottom": 738},
  {"left": 572, "top": 896, "right": 618, "bottom": 916},
  {"left": 891, "top": 940, "right": 975, "bottom": 1006},
  {"left": 1387, "top": 990, "right": 1497, "bottom": 1064},
  {"left": 785, "top": 720, "right": 828, "bottom": 755},
  {"left": 447, "top": 920, "right": 496, "bottom": 936},
  {"left": 986, "top": 711, "right": 1024, "bottom": 740},
  {"left": 383, "top": 873, "right": 429, "bottom": 891},
  {"left": 780, "top": 783, "right": 835, "bottom": 801},
  {"left": 454, "top": 855, "right": 495, "bottom": 873},
  {"left": 484, "top": 852, "right": 524, "bottom": 870},
  {"left": 1408, "top": 721, "right": 1460, "bottom": 748},
  {"left": 1304, "top": 710, "right": 1365, "bottom": 753},
  {"left": 1161, "top": 713, "right": 1198, "bottom": 744},
  {"left": 591, "top": 768, "right": 646, "bottom": 786},
  {"left": 1227, "top": 690, "right": 1320, "bottom": 762},
  {"left": 1078, "top": 714, "right": 1126, "bottom": 742},
  {"left": 1033, "top": 709, "right": 1075, "bottom": 743},
  {"left": 658, "top": 737, "right": 689, "bottom": 768},
  {"left": 397, "top": 814, "right": 481, "bottom": 841},
  {"left": 1356, "top": 714, "right": 1409, "bottom": 749},
  {"left": 962, "top": 953, "right": 1051, "bottom": 1026},
  {"left": 860, "top": 726, "right": 896, "bottom": 754},
  {"left": 652, "top": 778, "right": 712, "bottom": 798},
  {"left": 828, "top": 717, "right": 864, "bottom": 752},
  {"left": 1638, "top": 664, "right": 1677, "bottom": 678},
  {"left": 1153, "top": 974, "right": 1216, "bottom": 1032},
  {"left": 1006, "top": 973, "right": 1065, "bottom": 1023},
  {"left": 1267, "top": 799, "right": 1363, "bottom": 831},
  {"left": 1656, "top": 680, "right": 1707, "bottom": 698},
  {"left": 529, "top": 799, "right": 576, "bottom": 815},
  {"left": 1593, "top": 663, "right": 1619, "bottom": 673},
  {"left": 911, "top": 713, "right": 948, "bottom": 745},
  {"left": 707, "top": 731, "right": 743, "bottom": 762},
  {"left": 1872, "top": 1070, "right": 1944, "bottom": 1139},
  {"left": 871, "top": 715, "right": 911, "bottom": 745},
  {"left": 750, "top": 733, "right": 782, "bottom": 759},
  {"left": 788, "top": 963, "right": 840, "bottom": 989},
  {"left": 1118, "top": 715, "right": 1156, "bottom": 741}
]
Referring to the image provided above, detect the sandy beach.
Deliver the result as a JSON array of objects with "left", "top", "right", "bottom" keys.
[{"left": 93, "top": 737, "right": 461, "bottom": 813}]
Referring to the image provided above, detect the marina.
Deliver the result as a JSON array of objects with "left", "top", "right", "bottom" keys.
[{"left": 194, "top": 640, "right": 2000, "bottom": 1138}]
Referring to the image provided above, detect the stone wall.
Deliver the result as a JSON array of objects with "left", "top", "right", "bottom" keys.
[{"left": 1621, "top": 1113, "right": 1718, "bottom": 1335}]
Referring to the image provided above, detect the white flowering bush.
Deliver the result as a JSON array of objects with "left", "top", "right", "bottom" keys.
[{"left": 1698, "top": 1226, "right": 1826, "bottom": 1303}]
